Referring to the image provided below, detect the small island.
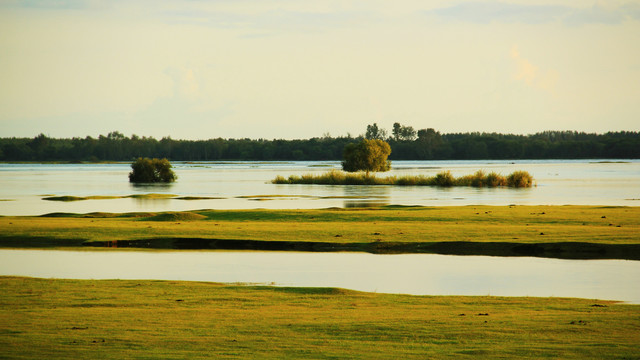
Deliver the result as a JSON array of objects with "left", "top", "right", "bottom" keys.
[
  {"left": 274, "top": 139, "right": 533, "bottom": 188},
  {"left": 128, "top": 157, "right": 177, "bottom": 183},
  {"left": 274, "top": 169, "right": 534, "bottom": 188}
]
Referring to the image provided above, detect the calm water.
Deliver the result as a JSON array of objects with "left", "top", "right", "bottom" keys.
[
  {"left": 1, "top": 160, "right": 638, "bottom": 301},
  {"left": 1, "top": 160, "right": 639, "bottom": 215},
  {"left": 1, "top": 250, "right": 639, "bottom": 303}
]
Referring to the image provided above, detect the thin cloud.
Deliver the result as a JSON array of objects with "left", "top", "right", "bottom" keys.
[
  {"left": 432, "top": 2, "right": 640, "bottom": 25},
  {"left": 4, "top": 0, "right": 83, "bottom": 9},
  {"left": 2, "top": 0, "right": 370, "bottom": 32},
  {"left": 1, "top": 0, "right": 112, "bottom": 10},
  {"left": 433, "top": 2, "right": 567, "bottom": 24},
  {"left": 162, "top": 8, "right": 371, "bottom": 33},
  {"left": 623, "top": 3, "right": 640, "bottom": 20}
]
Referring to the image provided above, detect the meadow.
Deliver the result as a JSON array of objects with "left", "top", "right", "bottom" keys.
[
  {"left": 1, "top": 276, "right": 639, "bottom": 359},
  {"left": 2, "top": 204, "right": 640, "bottom": 358}
]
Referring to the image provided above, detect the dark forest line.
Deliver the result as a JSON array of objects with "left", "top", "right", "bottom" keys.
[{"left": 1, "top": 126, "right": 638, "bottom": 161}]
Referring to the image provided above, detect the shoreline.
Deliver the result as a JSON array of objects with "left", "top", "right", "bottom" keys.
[{"left": 76, "top": 238, "right": 640, "bottom": 261}]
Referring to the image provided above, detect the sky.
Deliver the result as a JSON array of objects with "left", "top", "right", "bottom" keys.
[{"left": 1, "top": 0, "right": 639, "bottom": 140}]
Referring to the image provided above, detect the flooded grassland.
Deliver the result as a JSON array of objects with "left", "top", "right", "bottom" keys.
[{"left": 1, "top": 160, "right": 639, "bottom": 358}]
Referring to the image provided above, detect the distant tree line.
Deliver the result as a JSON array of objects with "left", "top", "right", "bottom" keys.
[{"left": 1, "top": 126, "right": 638, "bottom": 162}]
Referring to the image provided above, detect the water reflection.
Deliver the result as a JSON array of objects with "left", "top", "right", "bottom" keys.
[
  {"left": 342, "top": 185, "right": 390, "bottom": 208},
  {"left": 1, "top": 250, "right": 639, "bottom": 303},
  {"left": 129, "top": 183, "right": 175, "bottom": 191},
  {"left": 130, "top": 197, "right": 173, "bottom": 208},
  {"left": 344, "top": 200, "right": 390, "bottom": 208}
]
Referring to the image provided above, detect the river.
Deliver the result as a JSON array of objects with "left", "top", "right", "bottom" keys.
[{"left": 1, "top": 160, "right": 639, "bottom": 215}]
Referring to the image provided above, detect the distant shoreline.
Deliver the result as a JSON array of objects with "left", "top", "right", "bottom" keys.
[{"left": 2, "top": 130, "right": 638, "bottom": 162}]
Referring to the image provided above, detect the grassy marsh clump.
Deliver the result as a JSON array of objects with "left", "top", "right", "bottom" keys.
[
  {"left": 508, "top": 170, "right": 534, "bottom": 188},
  {"left": 126, "top": 193, "right": 177, "bottom": 199},
  {"left": 274, "top": 169, "right": 533, "bottom": 188},
  {"left": 434, "top": 170, "right": 455, "bottom": 187},
  {"left": 486, "top": 171, "right": 508, "bottom": 187},
  {"left": 456, "top": 170, "right": 509, "bottom": 187},
  {"left": 43, "top": 195, "right": 129, "bottom": 202},
  {"left": 43, "top": 194, "right": 179, "bottom": 201},
  {"left": 42, "top": 195, "right": 108, "bottom": 202},
  {"left": 275, "top": 170, "right": 392, "bottom": 186}
]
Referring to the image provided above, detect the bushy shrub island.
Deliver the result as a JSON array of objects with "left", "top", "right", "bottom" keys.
[{"left": 128, "top": 157, "right": 177, "bottom": 183}]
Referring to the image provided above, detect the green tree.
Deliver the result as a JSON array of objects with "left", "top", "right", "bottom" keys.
[
  {"left": 342, "top": 139, "right": 392, "bottom": 173},
  {"left": 416, "top": 128, "right": 442, "bottom": 159},
  {"left": 392, "top": 123, "right": 417, "bottom": 141},
  {"left": 128, "top": 157, "right": 177, "bottom": 183},
  {"left": 392, "top": 123, "right": 402, "bottom": 140},
  {"left": 400, "top": 125, "right": 417, "bottom": 141},
  {"left": 28, "top": 133, "right": 52, "bottom": 159},
  {"left": 365, "top": 123, "right": 388, "bottom": 140}
]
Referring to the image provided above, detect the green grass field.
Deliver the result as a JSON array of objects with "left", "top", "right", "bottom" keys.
[
  {"left": 1, "top": 277, "right": 639, "bottom": 359},
  {"left": 2, "top": 206, "right": 639, "bottom": 358},
  {"left": 1, "top": 205, "right": 639, "bottom": 258}
]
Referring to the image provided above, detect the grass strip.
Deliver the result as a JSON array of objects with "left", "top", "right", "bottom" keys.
[
  {"left": 1, "top": 276, "right": 638, "bottom": 359},
  {"left": 42, "top": 194, "right": 225, "bottom": 201},
  {"left": 43, "top": 194, "right": 179, "bottom": 201},
  {"left": 273, "top": 169, "right": 534, "bottom": 187},
  {"left": 1, "top": 206, "right": 639, "bottom": 259}
]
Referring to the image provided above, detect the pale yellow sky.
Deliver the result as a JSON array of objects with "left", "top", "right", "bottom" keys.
[{"left": 1, "top": 1, "right": 639, "bottom": 139}]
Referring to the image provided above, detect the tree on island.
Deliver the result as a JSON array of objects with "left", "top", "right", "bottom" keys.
[
  {"left": 342, "top": 139, "right": 392, "bottom": 174},
  {"left": 129, "top": 157, "right": 177, "bottom": 183}
]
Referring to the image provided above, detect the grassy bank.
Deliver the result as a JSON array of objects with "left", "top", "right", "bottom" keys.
[
  {"left": 42, "top": 193, "right": 179, "bottom": 202},
  {"left": 1, "top": 206, "right": 639, "bottom": 259},
  {"left": 41, "top": 194, "right": 225, "bottom": 202},
  {"left": 273, "top": 170, "right": 534, "bottom": 187},
  {"left": 1, "top": 277, "right": 638, "bottom": 359}
]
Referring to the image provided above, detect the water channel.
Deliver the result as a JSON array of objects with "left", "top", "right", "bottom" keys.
[{"left": 1, "top": 250, "right": 639, "bottom": 303}]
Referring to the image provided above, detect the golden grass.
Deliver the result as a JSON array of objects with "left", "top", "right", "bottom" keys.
[
  {"left": 1, "top": 205, "right": 638, "bottom": 245},
  {"left": 1, "top": 276, "right": 638, "bottom": 359}
]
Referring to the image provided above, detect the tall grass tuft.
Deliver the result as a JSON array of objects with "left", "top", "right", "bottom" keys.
[
  {"left": 434, "top": 171, "right": 455, "bottom": 187},
  {"left": 485, "top": 171, "right": 508, "bottom": 187},
  {"left": 272, "top": 169, "right": 533, "bottom": 188},
  {"left": 273, "top": 175, "right": 288, "bottom": 184},
  {"left": 507, "top": 171, "right": 533, "bottom": 188}
]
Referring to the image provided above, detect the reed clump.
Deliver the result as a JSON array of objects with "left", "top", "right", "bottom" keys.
[
  {"left": 273, "top": 169, "right": 533, "bottom": 188},
  {"left": 507, "top": 170, "right": 534, "bottom": 188},
  {"left": 274, "top": 170, "right": 392, "bottom": 186}
]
